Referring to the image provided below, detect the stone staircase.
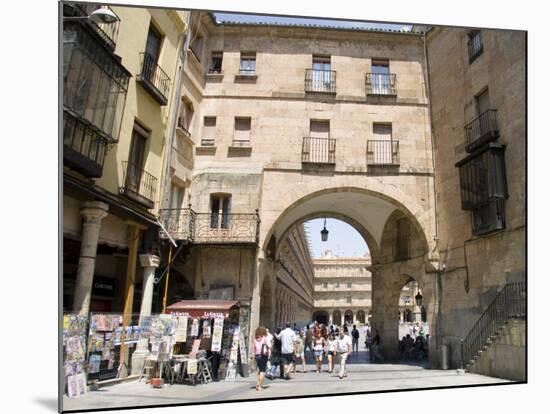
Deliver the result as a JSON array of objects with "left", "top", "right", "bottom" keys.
[{"left": 461, "top": 282, "right": 526, "bottom": 379}]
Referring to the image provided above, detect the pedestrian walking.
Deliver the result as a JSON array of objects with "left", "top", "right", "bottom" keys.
[
  {"left": 336, "top": 329, "right": 352, "bottom": 379},
  {"left": 351, "top": 324, "right": 360, "bottom": 354},
  {"left": 267, "top": 328, "right": 283, "bottom": 379},
  {"left": 370, "top": 330, "right": 384, "bottom": 362},
  {"left": 293, "top": 331, "right": 306, "bottom": 373},
  {"left": 313, "top": 332, "right": 326, "bottom": 373},
  {"left": 304, "top": 325, "right": 313, "bottom": 359},
  {"left": 325, "top": 333, "right": 337, "bottom": 373},
  {"left": 253, "top": 326, "right": 270, "bottom": 391},
  {"left": 276, "top": 323, "right": 297, "bottom": 379}
]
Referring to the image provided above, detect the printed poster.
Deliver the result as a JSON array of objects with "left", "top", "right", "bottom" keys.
[
  {"left": 174, "top": 316, "right": 188, "bottom": 343},
  {"left": 190, "top": 318, "right": 199, "bottom": 337},
  {"left": 88, "top": 355, "right": 101, "bottom": 374},
  {"left": 211, "top": 318, "right": 224, "bottom": 352},
  {"left": 187, "top": 358, "right": 198, "bottom": 375},
  {"left": 202, "top": 320, "right": 212, "bottom": 337}
]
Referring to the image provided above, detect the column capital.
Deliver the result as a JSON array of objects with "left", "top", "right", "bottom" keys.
[
  {"left": 80, "top": 201, "right": 109, "bottom": 224},
  {"left": 139, "top": 254, "right": 160, "bottom": 268}
]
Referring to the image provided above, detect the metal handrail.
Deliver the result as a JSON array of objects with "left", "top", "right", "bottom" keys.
[
  {"left": 305, "top": 69, "right": 337, "bottom": 93},
  {"left": 302, "top": 137, "right": 336, "bottom": 164},
  {"left": 461, "top": 282, "right": 526, "bottom": 369},
  {"left": 366, "top": 140, "right": 399, "bottom": 165},
  {"left": 138, "top": 52, "right": 171, "bottom": 100},
  {"left": 464, "top": 109, "right": 499, "bottom": 151},
  {"left": 158, "top": 208, "right": 260, "bottom": 244},
  {"left": 121, "top": 161, "right": 158, "bottom": 204},
  {"left": 366, "top": 73, "right": 397, "bottom": 95}
]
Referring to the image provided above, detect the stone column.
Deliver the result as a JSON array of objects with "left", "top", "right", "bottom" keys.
[
  {"left": 340, "top": 310, "right": 345, "bottom": 326},
  {"left": 72, "top": 201, "right": 109, "bottom": 316},
  {"left": 130, "top": 254, "right": 160, "bottom": 375},
  {"left": 138, "top": 254, "right": 160, "bottom": 323}
]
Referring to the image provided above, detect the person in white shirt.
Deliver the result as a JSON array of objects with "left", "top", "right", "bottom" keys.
[
  {"left": 335, "top": 329, "right": 352, "bottom": 379},
  {"left": 276, "top": 323, "right": 297, "bottom": 379}
]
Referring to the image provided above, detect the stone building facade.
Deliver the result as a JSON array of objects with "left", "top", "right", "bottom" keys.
[
  {"left": 424, "top": 26, "right": 526, "bottom": 374},
  {"left": 312, "top": 251, "right": 372, "bottom": 326},
  {"left": 62, "top": 2, "right": 187, "bottom": 375},
  {"left": 62, "top": 4, "right": 526, "bottom": 379}
]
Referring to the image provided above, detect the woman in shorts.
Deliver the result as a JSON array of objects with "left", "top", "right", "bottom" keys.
[
  {"left": 293, "top": 331, "right": 306, "bottom": 373},
  {"left": 253, "top": 326, "right": 270, "bottom": 391},
  {"left": 325, "top": 333, "right": 337, "bottom": 373},
  {"left": 313, "top": 333, "right": 326, "bottom": 373}
]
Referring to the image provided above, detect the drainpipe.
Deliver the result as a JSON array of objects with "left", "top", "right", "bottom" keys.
[
  {"left": 161, "top": 14, "right": 190, "bottom": 211},
  {"left": 423, "top": 29, "right": 444, "bottom": 368},
  {"left": 422, "top": 30, "right": 440, "bottom": 244}
]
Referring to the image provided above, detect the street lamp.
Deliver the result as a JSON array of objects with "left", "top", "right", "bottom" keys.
[
  {"left": 320, "top": 218, "right": 329, "bottom": 242},
  {"left": 64, "top": 7, "right": 119, "bottom": 24},
  {"left": 415, "top": 291, "right": 423, "bottom": 307}
]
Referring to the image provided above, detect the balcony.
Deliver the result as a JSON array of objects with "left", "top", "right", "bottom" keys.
[
  {"left": 302, "top": 137, "right": 336, "bottom": 164},
  {"left": 159, "top": 208, "right": 260, "bottom": 244},
  {"left": 464, "top": 109, "right": 499, "bottom": 152},
  {"left": 305, "top": 69, "right": 336, "bottom": 93},
  {"left": 137, "top": 52, "right": 170, "bottom": 105},
  {"left": 63, "top": 110, "right": 108, "bottom": 178},
  {"left": 366, "top": 140, "right": 400, "bottom": 165},
  {"left": 366, "top": 73, "right": 396, "bottom": 95},
  {"left": 119, "top": 161, "right": 157, "bottom": 209}
]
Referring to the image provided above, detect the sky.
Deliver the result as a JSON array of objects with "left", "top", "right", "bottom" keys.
[
  {"left": 213, "top": 13, "right": 411, "bottom": 32},
  {"left": 304, "top": 218, "right": 369, "bottom": 258}
]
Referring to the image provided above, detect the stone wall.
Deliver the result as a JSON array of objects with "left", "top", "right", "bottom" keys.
[
  {"left": 469, "top": 319, "right": 526, "bottom": 381},
  {"left": 426, "top": 27, "right": 526, "bottom": 368}
]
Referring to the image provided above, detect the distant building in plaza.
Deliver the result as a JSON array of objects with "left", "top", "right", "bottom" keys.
[{"left": 312, "top": 250, "right": 372, "bottom": 326}]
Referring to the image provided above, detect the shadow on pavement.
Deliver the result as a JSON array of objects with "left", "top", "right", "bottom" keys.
[{"left": 34, "top": 398, "right": 58, "bottom": 412}]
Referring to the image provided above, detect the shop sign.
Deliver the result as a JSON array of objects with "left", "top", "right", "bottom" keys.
[{"left": 92, "top": 277, "right": 116, "bottom": 297}]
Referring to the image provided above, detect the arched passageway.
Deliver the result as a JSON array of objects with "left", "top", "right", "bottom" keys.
[
  {"left": 253, "top": 186, "right": 438, "bottom": 367},
  {"left": 357, "top": 310, "right": 366, "bottom": 324},
  {"left": 312, "top": 310, "right": 329, "bottom": 325}
]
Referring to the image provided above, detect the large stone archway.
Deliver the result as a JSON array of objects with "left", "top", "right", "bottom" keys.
[{"left": 249, "top": 184, "right": 439, "bottom": 366}]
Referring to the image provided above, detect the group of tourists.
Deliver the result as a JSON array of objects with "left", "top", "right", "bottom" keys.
[
  {"left": 398, "top": 323, "right": 429, "bottom": 360},
  {"left": 253, "top": 321, "right": 366, "bottom": 391}
]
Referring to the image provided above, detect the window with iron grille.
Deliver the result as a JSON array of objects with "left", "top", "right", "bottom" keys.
[
  {"left": 468, "top": 30, "right": 483, "bottom": 63},
  {"left": 322, "top": 282, "right": 328, "bottom": 289},
  {"left": 240, "top": 52, "right": 256, "bottom": 75},
  {"left": 346, "top": 296, "right": 352, "bottom": 304},
  {"left": 395, "top": 217, "right": 410, "bottom": 260},
  {"left": 456, "top": 144, "right": 508, "bottom": 236},
  {"left": 209, "top": 51, "right": 223, "bottom": 73}
]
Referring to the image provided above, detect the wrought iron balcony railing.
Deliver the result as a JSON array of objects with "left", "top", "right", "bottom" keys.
[
  {"left": 238, "top": 68, "right": 256, "bottom": 76},
  {"left": 231, "top": 139, "right": 251, "bottom": 147},
  {"left": 158, "top": 208, "right": 260, "bottom": 244},
  {"left": 63, "top": 110, "right": 108, "bottom": 178},
  {"left": 461, "top": 282, "right": 525, "bottom": 370},
  {"left": 200, "top": 138, "right": 215, "bottom": 147},
  {"left": 366, "top": 73, "right": 397, "bottom": 95},
  {"left": 366, "top": 140, "right": 400, "bottom": 165},
  {"left": 137, "top": 52, "right": 171, "bottom": 105},
  {"left": 119, "top": 161, "right": 157, "bottom": 209},
  {"left": 305, "top": 69, "right": 337, "bottom": 93},
  {"left": 464, "top": 109, "right": 499, "bottom": 152},
  {"left": 159, "top": 208, "right": 194, "bottom": 241},
  {"left": 302, "top": 137, "right": 336, "bottom": 164}
]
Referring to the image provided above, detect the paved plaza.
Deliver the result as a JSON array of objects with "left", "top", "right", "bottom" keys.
[{"left": 63, "top": 349, "right": 510, "bottom": 412}]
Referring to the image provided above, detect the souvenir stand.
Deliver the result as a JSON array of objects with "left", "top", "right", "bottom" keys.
[
  {"left": 63, "top": 314, "right": 88, "bottom": 398},
  {"left": 163, "top": 300, "right": 244, "bottom": 383},
  {"left": 86, "top": 313, "right": 141, "bottom": 382}
]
